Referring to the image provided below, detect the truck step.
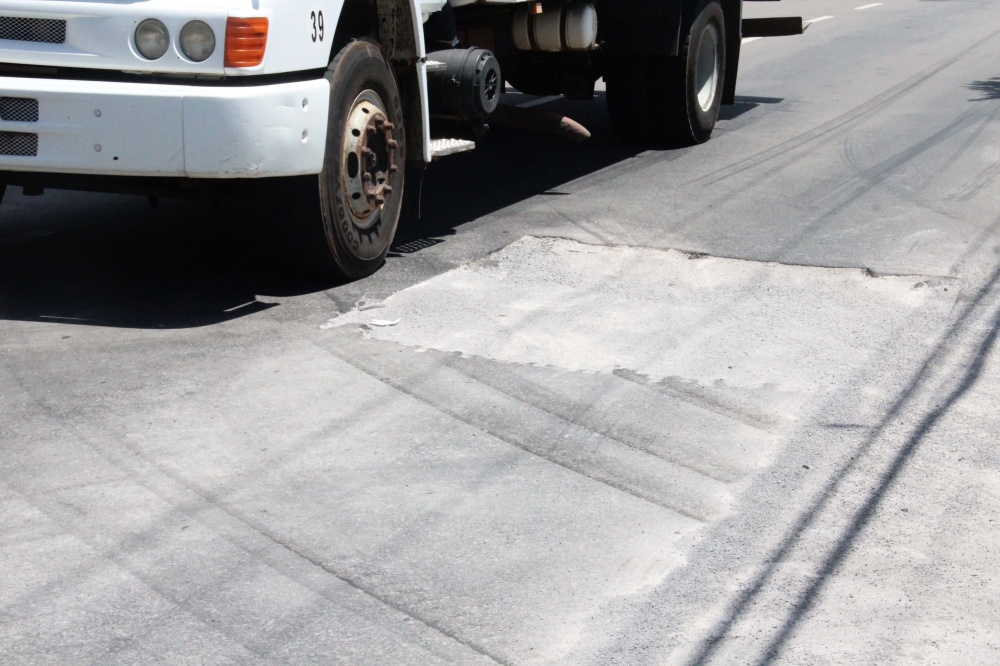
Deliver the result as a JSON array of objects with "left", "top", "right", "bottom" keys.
[{"left": 429, "top": 138, "right": 475, "bottom": 159}]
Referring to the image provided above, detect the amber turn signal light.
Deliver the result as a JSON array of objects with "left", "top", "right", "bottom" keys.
[{"left": 224, "top": 17, "right": 268, "bottom": 68}]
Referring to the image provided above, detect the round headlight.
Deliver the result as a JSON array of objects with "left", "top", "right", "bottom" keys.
[
  {"left": 180, "top": 21, "right": 216, "bottom": 63},
  {"left": 135, "top": 19, "right": 169, "bottom": 60}
]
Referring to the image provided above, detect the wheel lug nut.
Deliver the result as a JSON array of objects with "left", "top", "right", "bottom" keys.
[
  {"left": 383, "top": 122, "right": 394, "bottom": 131},
  {"left": 387, "top": 140, "right": 398, "bottom": 149},
  {"left": 383, "top": 185, "right": 393, "bottom": 194},
  {"left": 362, "top": 173, "right": 371, "bottom": 181},
  {"left": 389, "top": 164, "right": 398, "bottom": 173}
]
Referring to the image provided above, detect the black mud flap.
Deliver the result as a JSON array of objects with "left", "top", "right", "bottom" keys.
[
  {"left": 741, "top": 17, "right": 807, "bottom": 37},
  {"left": 721, "top": 0, "right": 742, "bottom": 105}
]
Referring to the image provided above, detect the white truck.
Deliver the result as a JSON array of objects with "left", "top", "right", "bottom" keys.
[{"left": 0, "top": 0, "right": 801, "bottom": 277}]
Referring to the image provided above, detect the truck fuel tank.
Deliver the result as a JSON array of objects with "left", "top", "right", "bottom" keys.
[{"left": 511, "top": 3, "right": 599, "bottom": 52}]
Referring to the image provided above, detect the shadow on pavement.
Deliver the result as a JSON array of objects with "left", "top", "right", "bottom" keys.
[
  {"left": 392, "top": 93, "right": 637, "bottom": 250},
  {"left": 0, "top": 190, "right": 336, "bottom": 329},
  {"left": 0, "top": 95, "right": 776, "bottom": 329},
  {"left": 967, "top": 77, "right": 1000, "bottom": 101},
  {"left": 718, "top": 95, "right": 783, "bottom": 121},
  {"left": 678, "top": 261, "right": 1000, "bottom": 666}
]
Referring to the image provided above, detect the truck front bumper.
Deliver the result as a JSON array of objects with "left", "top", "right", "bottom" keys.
[{"left": 0, "top": 76, "right": 331, "bottom": 179}]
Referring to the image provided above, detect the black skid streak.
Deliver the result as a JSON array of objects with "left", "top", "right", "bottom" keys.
[
  {"left": 1, "top": 485, "right": 274, "bottom": 662},
  {"left": 560, "top": 28, "right": 1000, "bottom": 260},
  {"left": 436, "top": 352, "right": 750, "bottom": 484},
  {"left": 947, "top": 160, "right": 1000, "bottom": 201},
  {"left": 691, "top": 27, "right": 1000, "bottom": 189},
  {"left": 613, "top": 368, "right": 785, "bottom": 434},
  {"left": 0, "top": 379, "right": 343, "bottom": 660},
  {"left": 314, "top": 336, "right": 715, "bottom": 523},
  {"left": 165, "top": 491, "right": 514, "bottom": 666},
  {"left": 2, "top": 366, "right": 512, "bottom": 666},
  {"left": 931, "top": 101, "right": 1000, "bottom": 182},
  {"left": 819, "top": 105, "right": 987, "bottom": 220}
]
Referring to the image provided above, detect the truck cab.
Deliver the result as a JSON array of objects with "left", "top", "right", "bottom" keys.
[{"left": 0, "top": 0, "right": 800, "bottom": 277}]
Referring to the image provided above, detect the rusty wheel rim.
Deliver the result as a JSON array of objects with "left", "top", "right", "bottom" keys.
[{"left": 341, "top": 89, "right": 398, "bottom": 232}]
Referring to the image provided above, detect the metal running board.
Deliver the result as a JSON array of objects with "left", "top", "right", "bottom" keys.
[{"left": 429, "top": 138, "right": 475, "bottom": 159}]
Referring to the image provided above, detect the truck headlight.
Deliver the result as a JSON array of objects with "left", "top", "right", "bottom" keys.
[
  {"left": 180, "top": 21, "right": 216, "bottom": 62},
  {"left": 135, "top": 19, "right": 169, "bottom": 60}
]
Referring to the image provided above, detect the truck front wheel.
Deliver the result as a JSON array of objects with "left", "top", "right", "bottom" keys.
[
  {"left": 607, "top": 0, "right": 726, "bottom": 146},
  {"left": 292, "top": 40, "right": 406, "bottom": 279}
]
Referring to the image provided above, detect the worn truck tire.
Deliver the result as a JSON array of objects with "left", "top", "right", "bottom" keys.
[
  {"left": 288, "top": 40, "right": 406, "bottom": 279},
  {"left": 607, "top": 0, "right": 726, "bottom": 146}
]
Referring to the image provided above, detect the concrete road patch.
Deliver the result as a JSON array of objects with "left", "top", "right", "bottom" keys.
[{"left": 330, "top": 236, "right": 960, "bottom": 423}]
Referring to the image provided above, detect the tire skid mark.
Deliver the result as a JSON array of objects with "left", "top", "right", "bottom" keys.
[
  {"left": 947, "top": 160, "right": 1000, "bottom": 201},
  {"left": 613, "top": 369, "right": 786, "bottom": 434},
  {"left": 439, "top": 352, "right": 767, "bottom": 483},
  {"left": 691, "top": 28, "right": 1000, "bottom": 188},
  {"left": 0, "top": 483, "right": 275, "bottom": 665},
  {"left": 1, "top": 366, "right": 509, "bottom": 666},
  {"left": 813, "top": 106, "right": 985, "bottom": 220},
  {"left": 317, "top": 333, "right": 732, "bottom": 523},
  {"left": 931, "top": 102, "right": 1000, "bottom": 183}
]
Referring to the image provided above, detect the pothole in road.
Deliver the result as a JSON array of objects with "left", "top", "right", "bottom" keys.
[{"left": 327, "top": 236, "right": 961, "bottom": 423}]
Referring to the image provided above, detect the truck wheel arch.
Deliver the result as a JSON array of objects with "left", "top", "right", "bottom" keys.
[{"left": 330, "top": 0, "right": 427, "bottom": 164}]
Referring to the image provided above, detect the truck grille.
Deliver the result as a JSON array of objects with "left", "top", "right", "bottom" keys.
[
  {"left": 0, "top": 131, "right": 38, "bottom": 156},
  {"left": 0, "top": 97, "right": 39, "bottom": 123},
  {"left": 0, "top": 17, "right": 67, "bottom": 45}
]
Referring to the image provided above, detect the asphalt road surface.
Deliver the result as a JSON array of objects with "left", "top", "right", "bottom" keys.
[{"left": 4, "top": 1, "right": 1000, "bottom": 664}]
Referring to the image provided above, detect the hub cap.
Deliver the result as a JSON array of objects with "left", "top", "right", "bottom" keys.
[
  {"left": 695, "top": 23, "right": 720, "bottom": 113},
  {"left": 342, "top": 90, "right": 398, "bottom": 231}
]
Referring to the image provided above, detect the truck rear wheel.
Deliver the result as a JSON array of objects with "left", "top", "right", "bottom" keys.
[
  {"left": 607, "top": 0, "right": 726, "bottom": 146},
  {"left": 294, "top": 40, "right": 405, "bottom": 279}
]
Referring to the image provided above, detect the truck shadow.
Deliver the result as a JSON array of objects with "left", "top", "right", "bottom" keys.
[
  {"left": 392, "top": 93, "right": 777, "bottom": 250},
  {"left": 0, "top": 190, "right": 326, "bottom": 329},
  {"left": 0, "top": 95, "right": 775, "bottom": 330}
]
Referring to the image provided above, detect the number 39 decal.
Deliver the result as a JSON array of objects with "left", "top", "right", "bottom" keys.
[{"left": 311, "top": 10, "right": 325, "bottom": 42}]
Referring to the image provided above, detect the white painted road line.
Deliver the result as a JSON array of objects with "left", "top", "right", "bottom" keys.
[
  {"left": 742, "top": 37, "right": 762, "bottom": 44},
  {"left": 855, "top": 3, "right": 883, "bottom": 8}
]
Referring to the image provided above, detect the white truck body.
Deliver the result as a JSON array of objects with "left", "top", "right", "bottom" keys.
[
  {"left": 0, "top": 0, "right": 455, "bottom": 177},
  {"left": 0, "top": 0, "right": 801, "bottom": 278}
]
